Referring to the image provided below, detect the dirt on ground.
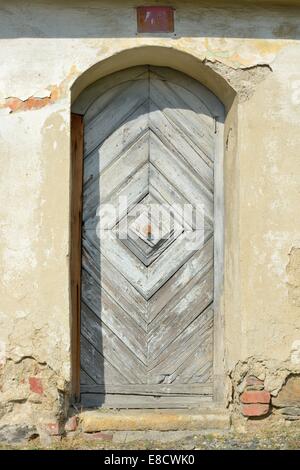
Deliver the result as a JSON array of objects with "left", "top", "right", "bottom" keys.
[{"left": 1, "top": 427, "right": 300, "bottom": 450}]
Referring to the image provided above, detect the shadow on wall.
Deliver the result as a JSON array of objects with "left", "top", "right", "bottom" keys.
[{"left": 1, "top": 0, "right": 300, "bottom": 39}]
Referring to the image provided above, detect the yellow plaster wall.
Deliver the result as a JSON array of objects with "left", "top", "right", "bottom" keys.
[{"left": 0, "top": 2, "right": 300, "bottom": 415}]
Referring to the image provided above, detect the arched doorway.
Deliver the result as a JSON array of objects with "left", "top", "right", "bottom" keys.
[{"left": 71, "top": 65, "right": 224, "bottom": 407}]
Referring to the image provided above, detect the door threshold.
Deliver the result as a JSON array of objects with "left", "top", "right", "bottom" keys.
[{"left": 78, "top": 406, "right": 231, "bottom": 432}]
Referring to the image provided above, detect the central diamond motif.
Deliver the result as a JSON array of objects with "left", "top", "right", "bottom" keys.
[
  {"left": 130, "top": 208, "right": 172, "bottom": 247},
  {"left": 116, "top": 194, "right": 184, "bottom": 266}
]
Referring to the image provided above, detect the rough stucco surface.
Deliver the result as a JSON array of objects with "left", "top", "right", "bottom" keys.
[{"left": 0, "top": 0, "right": 300, "bottom": 432}]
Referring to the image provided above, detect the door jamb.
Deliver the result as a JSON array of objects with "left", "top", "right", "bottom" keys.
[
  {"left": 213, "top": 115, "right": 225, "bottom": 404},
  {"left": 70, "top": 112, "right": 84, "bottom": 402}
]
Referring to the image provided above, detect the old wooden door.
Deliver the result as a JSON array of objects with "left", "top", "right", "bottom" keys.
[{"left": 75, "top": 66, "right": 223, "bottom": 407}]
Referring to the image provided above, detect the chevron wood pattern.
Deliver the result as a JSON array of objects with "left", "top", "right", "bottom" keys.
[{"left": 80, "top": 66, "right": 219, "bottom": 408}]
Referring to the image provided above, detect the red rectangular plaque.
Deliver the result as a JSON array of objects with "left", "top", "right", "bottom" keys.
[{"left": 137, "top": 6, "right": 175, "bottom": 33}]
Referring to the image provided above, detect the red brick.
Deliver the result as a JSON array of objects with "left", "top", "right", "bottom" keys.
[
  {"left": 84, "top": 432, "right": 113, "bottom": 441},
  {"left": 240, "top": 390, "right": 270, "bottom": 404},
  {"left": 45, "top": 422, "right": 61, "bottom": 436},
  {"left": 29, "top": 377, "right": 43, "bottom": 395},
  {"left": 246, "top": 376, "right": 264, "bottom": 389},
  {"left": 5, "top": 96, "right": 52, "bottom": 113},
  {"left": 65, "top": 416, "right": 78, "bottom": 432},
  {"left": 242, "top": 404, "right": 270, "bottom": 417}
]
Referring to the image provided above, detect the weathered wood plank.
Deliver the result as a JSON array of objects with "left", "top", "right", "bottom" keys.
[
  {"left": 86, "top": 229, "right": 148, "bottom": 297},
  {"left": 86, "top": 226, "right": 210, "bottom": 301},
  {"left": 80, "top": 383, "right": 212, "bottom": 396},
  {"left": 84, "top": 101, "right": 148, "bottom": 185},
  {"left": 81, "top": 393, "right": 212, "bottom": 409},
  {"left": 149, "top": 105, "right": 214, "bottom": 187},
  {"left": 81, "top": 335, "right": 130, "bottom": 385},
  {"left": 81, "top": 268, "right": 147, "bottom": 365},
  {"left": 174, "top": 346, "right": 213, "bottom": 385},
  {"left": 213, "top": 115, "right": 225, "bottom": 402},
  {"left": 83, "top": 163, "right": 148, "bottom": 228},
  {"left": 80, "top": 369, "right": 97, "bottom": 386},
  {"left": 84, "top": 81, "right": 132, "bottom": 126},
  {"left": 83, "top": 131, "right": 149, "bottom": 214},
  {"left": 149, "top": 132, "right": 214, "bottom": 224},
  {"left": 73, "top": 66, "right": 149, "bottom": 115},
  {"left": 149, "top": 164, "right": 194, "bottom": 230},
  {"left": 148, "top": 237, "right": 214, "bottom": 321},
  {"left": 149, "top": 66, "right": 222, "bottom": 117},
  {"left": 150, "top": 79, "right": 214, "bottom": 162},
  {"left": 147, "top": 230, "right": 213, "bottom": 299},
  {"left": 81, "top": 303, "right": 147, "bottom": 383},
  {"left": 148, "top": 270, "right": 214, "bottom": 360},
  {"left": 117, "top": 193, "right": 184, "bottom": 267},
  {"left": 71, "top": 113, "right": 84, "bottom": 400},
  {"left": 84, "top": 79, "right": 149, "bottom": 156},
  {"left": 82, "top": 239, "right": 148, "bottom": 328},
  {"left": 149, "top": 307, "right": 214, "bottom": 380},
  {"left": 157, "top": 79, "right": 214, "bottom": 132}
]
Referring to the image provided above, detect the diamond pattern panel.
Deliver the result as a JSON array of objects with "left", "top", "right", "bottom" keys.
[{"left": 80, "top": 66, "right": 221, "bottom": 407}]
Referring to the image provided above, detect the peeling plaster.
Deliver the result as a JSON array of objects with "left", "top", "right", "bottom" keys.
[
  {"left": 0, "top": 341, "right": 6, "bottom": 367},
  {"left": 203, "top": 59, "right": 272, "bottom": 101},
  {"left": 287, "top": 248, "right": 300, "bottom": 308},
  {"left": 0, "top": 54, "right": 274, "bottom": 113},
  {"left": 2, "top": 95, "right": 54, "bottom": 113},
  {"left": 199, "top": 37, "right": 290, "bottom": 69},
  {"left": 291, "top": 341, "right": 300, "bottom": 365},
  {"left": 0, "top": 356, "right": 69, "bottom": 429},
  {"left": 0, "top": 65, "right": 78, "bottom": 113},
  {"left": 230, "top": 357, "right": 300, "bottom": 402}
]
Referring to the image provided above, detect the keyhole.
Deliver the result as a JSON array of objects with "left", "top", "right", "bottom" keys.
[{"left": 147, "top": 223, "right": 152, "bottom": 240}]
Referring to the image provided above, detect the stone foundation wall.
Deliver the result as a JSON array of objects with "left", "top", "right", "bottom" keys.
[{"left": 229, "top": 359, "right": 300, "bottom": 421}]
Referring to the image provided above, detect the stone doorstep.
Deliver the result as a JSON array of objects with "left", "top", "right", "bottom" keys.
[
  {"left": 79, "top": 408, "right": 231, "bottom": 433},
  {"left": 111, "top": 430, "right": 228, "bottom": 444}
]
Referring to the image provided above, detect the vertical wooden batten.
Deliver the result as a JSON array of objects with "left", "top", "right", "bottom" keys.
[{"left": 70, "top": 113, "right": 84, "bottom": 401}]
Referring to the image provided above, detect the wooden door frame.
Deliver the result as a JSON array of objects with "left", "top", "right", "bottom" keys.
[
  {"left": 70, "top": 112, "right": 84, "bottom": 402},
  {"left": 70, "top": 69, "right": 226, "bottom": 406},
  {"left": 213, "top": 116, "right": 225, "bottom": 404}
]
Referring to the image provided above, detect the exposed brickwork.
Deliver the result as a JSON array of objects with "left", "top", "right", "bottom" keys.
[
  {"left": 45, "top": 422, "right": 62, "bottom": 436},
  {"left": 4, "top": 96, "right": 52, "bottom": 113},
  {"left": 0, "top": 357, "right": 69, "bottom": 442},
  {"left": 0, "top": 64, "right": 77, "bottom": 114},
  {"left": 239, "top": 375, "right": 271, "bottom": 418},
  {"left": 246, "top": 376, "right": 264, "bottom": 390},
  {"left": 29, "top": 377, "right": 44, "bottom": 395},
  {"left": 64, "top": 416, "right": 78, "bottom": 432},
  {"left": 242, "top": 404, "right": 270, "bottom": 417},
  {"left": 240, "top": 390, "right": 271, "bottom": 404}
]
